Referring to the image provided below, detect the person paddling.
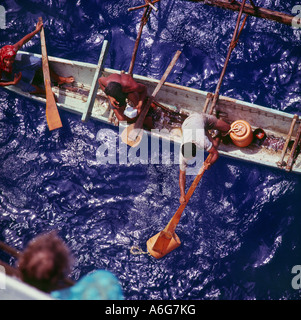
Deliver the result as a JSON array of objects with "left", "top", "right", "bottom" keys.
[
  {"left": 179, "top": 112, "right": 230, "bottom": 204},
  {"left": 98, "top": 73, "right": 153, "bottom": 129},
  {"left": 0, "top": 20, "right": 74, "bottom": 94}
]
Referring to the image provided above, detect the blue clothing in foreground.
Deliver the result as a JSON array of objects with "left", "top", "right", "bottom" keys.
[{"left": 51, "top": 270, "right": 124, "bottom": 300}]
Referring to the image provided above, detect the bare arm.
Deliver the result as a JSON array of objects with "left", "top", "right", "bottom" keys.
[
  {"left": 207, "top": 146, "right": 219, "bottom": 167},
  {"left": 112, "top": 108, "right": 135, "bottom": 123},
  {"left": 13, "top": 21, "right": 43, "bottom": 51},
  {"left": 205, "top": 131, "right": 220, "bottom": 169},
  {"left": 98, "top": 76, "right": 108, "bottom": 91},
  {"left": 0, "top": 72, "right": 22, "bottom": 87},
  {"left": 134, "top": 83, "right": 147, "bottom": 112},
  {"left": 179, "top": 169, "right": 187, "bottom": 204}
]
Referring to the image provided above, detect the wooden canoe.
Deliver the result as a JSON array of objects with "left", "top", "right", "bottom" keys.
[{"left": 4, "top": 50, "right": 301, "bottom": 174}]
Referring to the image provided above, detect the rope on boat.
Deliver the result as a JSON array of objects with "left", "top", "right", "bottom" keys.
[
  {"left": 130, "top": 246, "right": 151, "bottom": 256},
  {"left": 225, "top": 127, "right": 243, "bottom": 135}
]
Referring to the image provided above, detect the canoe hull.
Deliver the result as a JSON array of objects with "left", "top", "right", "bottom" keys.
[{"left": 4, "top": 51, "right": 301, "bottom": 174}]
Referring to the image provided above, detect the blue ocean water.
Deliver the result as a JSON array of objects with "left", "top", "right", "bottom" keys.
[{"left": 0, "top": 0, "right": 301, "bottom": 300}]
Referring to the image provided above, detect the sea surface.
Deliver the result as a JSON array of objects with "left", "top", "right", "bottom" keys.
[{"left": 0, "top": 0, "right": 300, "bottom": 300}]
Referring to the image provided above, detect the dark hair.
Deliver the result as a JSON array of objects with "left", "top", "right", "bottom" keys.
[
  {"left": 18, "top": 232, "right": 71, "bottom": 292},
  {"left": 104, "top": 81, "right": 127, "bottom": 106},
  {"left": 181, "top": 142, "right": 197, "bottom": 158}
]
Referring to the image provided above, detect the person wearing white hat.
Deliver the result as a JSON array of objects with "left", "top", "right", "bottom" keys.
[{"left": 179, "top": 112, "right": 230, "bottom": 204}]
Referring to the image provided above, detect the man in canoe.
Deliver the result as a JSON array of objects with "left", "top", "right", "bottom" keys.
[
  {"left": 98, "top": 73, "right": 153, "bottom": 128},
  {"left": 179, "top": 112, "right": 230, "bottom": 204},
  {"left": 0, "top": 20, "right": 74, "bottom": 94}
]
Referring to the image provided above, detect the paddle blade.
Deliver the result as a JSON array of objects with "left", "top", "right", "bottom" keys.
[
  {"left": 147, "top": 230, "right": 181, "bottom": 259},
  {"left": 45, "top": 80, "right": 62, "bottom": 131},
  {"left": 121, "top": 123, "right": 143, "bottom": 147}
]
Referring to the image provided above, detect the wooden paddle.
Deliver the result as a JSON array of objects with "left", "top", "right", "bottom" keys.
[
  {"left": 39, "top": 17, "right": 62, "bottom": 131},
  {"left": 121, "top": 50, "right": 181, "bottom": 147},
  {"left": 147, "top": 154, "right": 213, "bottom": 259}
]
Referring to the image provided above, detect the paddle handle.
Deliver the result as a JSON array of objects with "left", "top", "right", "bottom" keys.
[
  {"left": 39, "top": 17, "right": 51, "bottom": 85},
  {"left": 151, "top": 50, "right": 181, "bottom": 98},
  {"left": 128, "top": 50, "right": 181, "bottom": 141},
  {"left": 163, "top": 154, "right": 213, "bottom": 235}
]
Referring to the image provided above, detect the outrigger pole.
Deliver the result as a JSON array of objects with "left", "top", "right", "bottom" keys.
[
  {"left": 128, "top": 0, "right": 161, "bottom": 76},
  {"left": 187, "top": 0, "right": 294, "bottom": 26},
  {"left": 207, "top": 0, "right": 248, "bottom": 115},
  {"left": 202, "top": 0, "right": 301, "bottom": 170}
]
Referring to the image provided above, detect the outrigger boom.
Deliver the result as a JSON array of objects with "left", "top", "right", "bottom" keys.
[{"left": 188, "top": 0, "right": 295, "bottom": 25}]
